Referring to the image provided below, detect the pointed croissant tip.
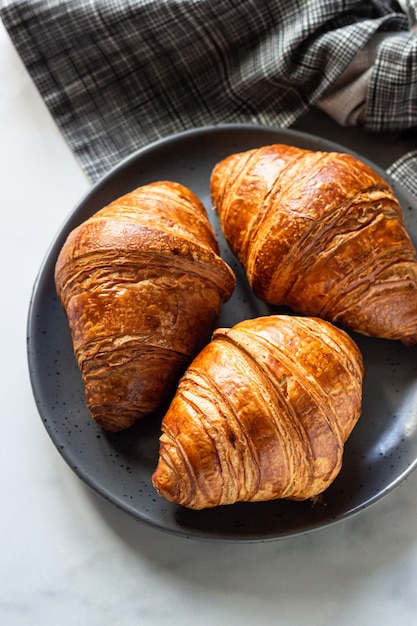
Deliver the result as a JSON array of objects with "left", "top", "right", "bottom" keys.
[
  {"left": 152, "top": 460, "right": 184, "bottom": 506},
  {"left": 210, "top": 152, "right": 242, "bottom": 208}
]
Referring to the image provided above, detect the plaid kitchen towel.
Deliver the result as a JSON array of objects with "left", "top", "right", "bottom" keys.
[
  {"left": 1, "top": 0, "right": 416, "bottom": 189},
  {"left": 387, "top": 150, "right": 417, "bottom": 198}
]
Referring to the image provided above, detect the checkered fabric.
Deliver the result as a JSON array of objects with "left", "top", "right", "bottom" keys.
[
  {"left": 387, "top": 149, "right": 417, "bottom": 198},
  {"left": 1, "top": 0, "right": 416, "bottom": 190}
]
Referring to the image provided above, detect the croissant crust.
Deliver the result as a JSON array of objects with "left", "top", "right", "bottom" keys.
[
  {"left": 211, "top": 144, "right": 417, "bottom": 345},
  {"left": 55, "top": 181, "right": 235, "bottom": 431},
  {"left": 152, "top": 315, "right": 364, "bottom": 510}
]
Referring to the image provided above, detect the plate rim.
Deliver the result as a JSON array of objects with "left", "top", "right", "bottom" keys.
[{"left": 27, "top": 122, "right": 417, "bottom": 542}]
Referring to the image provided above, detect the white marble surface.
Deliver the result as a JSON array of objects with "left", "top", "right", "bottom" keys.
[{"left": 2, "top": 19, "right": 417, "bottom": 626}]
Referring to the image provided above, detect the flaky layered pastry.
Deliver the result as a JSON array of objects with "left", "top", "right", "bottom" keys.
[
  {"left": 152, "top": 315, "right": 364, "bottom": 509},
  {"left": 55, "top": 181, "right": 235, "bottom": 431},
  {"left": 211, "top": 144, "right": 417, "bottom": 345}
]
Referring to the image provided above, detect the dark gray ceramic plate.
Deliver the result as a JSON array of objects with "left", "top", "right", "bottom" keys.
[{"left": 27, "top": 124, "right": 417, "bottom": 541}]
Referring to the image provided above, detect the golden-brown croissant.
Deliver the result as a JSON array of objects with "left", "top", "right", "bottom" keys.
[
  {"left": 211, "top": 144, "right": 417, "bottom": 345},
  {"left": 152, "top": 314, "right": 364, "bottom": 509},
  {"left": 55, "top": 181, "right": 235, "bottom": 432}
]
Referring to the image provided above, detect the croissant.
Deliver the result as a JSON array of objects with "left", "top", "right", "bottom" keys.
[
  {"left": 211, "top": 144, "right": 417, "bottom": 345},
  {"left": 152, "top": 314, "right": 364, "bottom": 509},
  {"left": 55, "top": 181, "right": 235, "bottom": 432}
]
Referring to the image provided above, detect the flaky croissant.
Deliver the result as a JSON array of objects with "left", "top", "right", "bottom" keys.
[
  {"left": 211, "top": 144, "right": 417, "bottom": 345},
  {"left": 152, "top": 315, "right": 364, "bottom": 509},
  {"left": 55, "top": 181, "right": 235, "bottom": 432}
]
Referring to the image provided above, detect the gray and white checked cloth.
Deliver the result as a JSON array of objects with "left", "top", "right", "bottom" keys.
[{"left": 1, "top": 0, "right": 416, "bottom": 194}]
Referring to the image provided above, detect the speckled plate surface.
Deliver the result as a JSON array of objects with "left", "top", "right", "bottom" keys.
[{"left": 27, "top": 124, "right": 417, "bottom": 541}]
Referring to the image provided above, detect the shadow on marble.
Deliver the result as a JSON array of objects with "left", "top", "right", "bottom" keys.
[{"left": 73, "top": 460, "right": 417, "bottom": 599}]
